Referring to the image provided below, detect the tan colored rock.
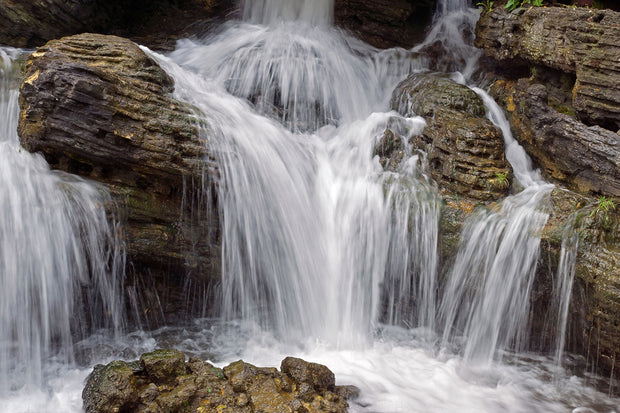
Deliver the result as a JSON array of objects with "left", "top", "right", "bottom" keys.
[
  {"left": 475, "top": 7, "right": 620, "bottom": 131},
  {"left": 391, "top": 72, "right": 512, "bottom": 202},
  {"left": 489, "top": 78, "right": 620, "bottom": 197},
  {"left": 18, "top": 33, "right": 221, "bottom": 318}
]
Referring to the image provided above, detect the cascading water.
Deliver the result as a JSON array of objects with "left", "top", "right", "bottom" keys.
[
  {"left": 0, "top": 49, "right": 124, "bottom": 400},
  {"left": 2, "top": 0, "right": 620, "bottom": 411}
]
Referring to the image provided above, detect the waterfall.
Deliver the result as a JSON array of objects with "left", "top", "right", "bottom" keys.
[
  {"left": 241, "top": 0, "right": 333, "bottom": 26},
  {"left": 0, "top": 49, "right": 125, "bottom": 393}
]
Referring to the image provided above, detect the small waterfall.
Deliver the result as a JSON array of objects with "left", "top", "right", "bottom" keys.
[
  {"left": 0, "top": 49, "right": 124, "bottom": 393},
  {"left": 552, "top": 224, "right": 579, "bottom": 367},
  {"left": 439, "top": 85, "right": 553, "bottom": 364},
  {"left": 383, "top": 163, "right": 441, "bottom": 331},
  {"left": 241, "top": 0, "right": 333, "bottom": 26}
]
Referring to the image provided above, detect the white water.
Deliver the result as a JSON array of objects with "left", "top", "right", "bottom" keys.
[
  {"left": 1, "top": 0, "right": 619, "bottom": 412},
  {"left": 0, "top": 49, "right": 124, "bottom": 396}
]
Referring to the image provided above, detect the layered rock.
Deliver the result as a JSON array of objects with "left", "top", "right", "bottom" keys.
[
  {"left": 334, "top": 0, "right": 435, "bottom": 48},
  {"left": 475, "top": 6, "right": 620, "bottom": 131},
  {"left": 475, "top": 6, "right": 620, "bottom": 375},
  {"left": 0, "top": 0, "right": 230, "bottom": 50},
  {"left": 83, "top": 350, "right": 357, "bottom": 413},
  {"left": 489, "top": 77, "right": 620, "bottom": 197},
  {"left": 391, "top": 72, "right": 512, "bottom": 202},
  {"left": 18, "top": 33, "right": 220, "bottom": 318}
]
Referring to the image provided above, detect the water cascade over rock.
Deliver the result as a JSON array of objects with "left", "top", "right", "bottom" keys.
[{"left": 3, "top": 0, "right": 620, "bottom": 411}]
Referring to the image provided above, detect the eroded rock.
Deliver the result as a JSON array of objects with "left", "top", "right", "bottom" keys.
[
  {"left": 489, "top": 78, "right": 620, "bottom": 197},
  {"left": 83, "top": 351, "right": 357, "bottom": 413},
  {"left": 391, "top": 72, "right": 512, "bottom": 202},
  {"left": 18, "top": 33, "right": 220, "bottom": 320},
  {"left": 475, "top": 6, "right": 620, "bottom": 131}
]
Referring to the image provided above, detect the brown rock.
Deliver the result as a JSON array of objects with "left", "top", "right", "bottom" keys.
[
  {"left": 334, "top": 0, "right": 434, "bottom": 48},
  {"left": 475, "top": 7, "right": 620, "bottom": 131},
  {"left": 17, "top": 33, "right": 221, "bottom": 320},
  {"left": 489, "top": 78, "right": 620, "bottom": 197},
  {"left": 391, "top": 72, "right": 512, "bottom": 201}
]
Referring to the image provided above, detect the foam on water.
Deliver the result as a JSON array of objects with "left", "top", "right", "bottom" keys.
[{"left": 1, "top": 0, "right": 619, "bottom": 411}]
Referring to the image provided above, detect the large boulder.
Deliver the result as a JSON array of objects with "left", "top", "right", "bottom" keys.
[
  {"left": 18, "top": 33, "right": 220, "bottom": 320},
  {"left": 83, "top": 351, "right": 357, "bottom": 413},
  {"left": 475, "top": 6, "right": 620, "bottom": 131},
  {"left": 391, "top": 72, "right": 512, "bottom": 202}
]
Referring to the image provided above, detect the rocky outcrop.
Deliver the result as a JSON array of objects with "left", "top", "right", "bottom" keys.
[
  {"left": 475, "top": 7, "right": 620, "bottom": 131},
  {"left": 83, "top": 350, "right": 357, "bottom": 413},
  {"left": 334, "top": 0, "right": 435, "bottom": 49},
  {"left": 489, "top": 78, "right": 620, "bottom": 197},
  {"left": 18, "top": 33, "right": 220, "bottom": 319},
  {"left": 0, "top": 0, "right": 231, "bottom": 50},
  {"left": 391, "top": 72, "right": 512, "bottom": 202}
]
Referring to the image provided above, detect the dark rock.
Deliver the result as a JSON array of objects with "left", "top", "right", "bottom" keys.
[
  {"left": 391, "top": 72, "right": 512, "bottom": 201},
  {"left": 140, "top": 349, "right": 187, "bottom": 385},
  {"left": 82, "top": 360, "right": 138, "bottom": 413},
  {"left": 334, "top": 0, "right": 435, "bottom": 49},
  {"left": 83, "top": 352, "right": 354, "bottom": 413},
  {"left": 475, "top": 7, "right": 620, "bottom": 131},
  {"left": 373, "top": 128, "right": 404, "bottom": 172},
  {"left": 0, "top": 0, "right": 232, "bottom": 50},
  {"left": 281, "top": 356, "right": 336, "bottom": 392},
  {"left": 18, "top": 33, "right": 221, "bottom": 323},
  {"left": 488, "top": 78, "right": 620, "bottom": 197}
]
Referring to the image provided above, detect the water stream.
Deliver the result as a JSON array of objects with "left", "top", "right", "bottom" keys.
[{"left": 1, "top": 0, "right": 619, "bottom": 411}]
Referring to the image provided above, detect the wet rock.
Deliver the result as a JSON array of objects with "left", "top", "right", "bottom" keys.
[
  {"left": 334, "top": 0, "right": 435, "bottom": 49},
  {"left": 281, "top": 356, "right": 335, "bottom": 392},
  {"left": 373, "top": 128, "right": 404, "bottom": 172},
  {"left": 0, "top": 0, "right": 232, "bottom": 50},
  {"left": 82, "top": 360, "right": 138, "bottom": 413},
  {"left": 475, "top": 7, "right": 620, "bottom": 131},
  {"left": 18, "top": 33, "right": 220, "bottom": 321},
  {"left": 391, "top": 72, "right": 512, "bottom": 202},
  {"left": 82, "top": 351, "right": 356, "bottom": 413},
  {"left": 489, "top": 78, "right": 620, "bottom": 198},
  {"left": 140, "top": 349, "right": 187, "bottom": 385},
  {"left": 530, "top": 188, "right": 620, "bottom": 376}
]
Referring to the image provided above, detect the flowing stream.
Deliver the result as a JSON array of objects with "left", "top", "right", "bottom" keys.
[{"left": 1, "top": 0, "right": 619, "bottom": 411}]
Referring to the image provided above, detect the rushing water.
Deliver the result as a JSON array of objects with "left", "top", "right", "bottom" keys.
[
  {"left": 1, "top": 0, "right": 619, "bottom": 411},
  {"left": 0, "top": 49, "right": 124, "bottom": 396}
]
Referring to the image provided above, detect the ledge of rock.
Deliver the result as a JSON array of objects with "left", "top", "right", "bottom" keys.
[
  {"left": 0, "top": 0, "right": 231, "bottom": 50},
  {"left": 475, "top": 6, "right": 620, "bottom": 131},
  {"left": 18, "top": 33, "right": 220, "bottom": 319},
  {"left": 489, "top": 78, "right": 620, "bottom": 197},
  {"left": 390, "top": 72, "right": 512, "bottom": 202},
  {"left": 83, "top": 350, "right": 358, "bottom": 413}
]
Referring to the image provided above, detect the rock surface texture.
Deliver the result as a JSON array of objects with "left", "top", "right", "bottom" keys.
[
  {"left": 391, "top": 72, "right": 512, "bottom": 202},
  {"left": 0, "top": 0, "right": 230, "bottom": 49},
  {"left": 489, "top": 78, "right": 620, "bottom": 197},
  {"left": 334, "top": 0, "right": 435, "bottom": 48},
  {"left": 18, "top": 33, "right": 220, "bottom": 320},
  {"left": 475, "top": 6, "right": 620, "bottom": 132},
  {"left": 476, "top": 6, "right": 620, "bottom": 376},
  {"left": 82, "top": 350, "right": 357, "bottom": 413}
]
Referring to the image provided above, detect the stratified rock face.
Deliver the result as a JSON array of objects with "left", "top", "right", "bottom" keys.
[
  {"left": 0, "top": 0, "right": 232, "bottom": 50},
  {"left": 334, "top": 0, "right": 435, "bottom": 48},
  {"left": 489, "top": 78, "right": 620, "bottom": 197},
  {"left": 18, "top": 33, "right": 220, "bottom": 318},
  {"left": 475, "top": 7, "right": 620, "bottom": 131},
  {"left": 82, "top": 351, "right": 357, "bottom": 413},
  {"left": 0, "top": 0, "right": 113, "bottom": 48},
  {"left": 391, "top": 72, "right": 512, "bottom": 201}
]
